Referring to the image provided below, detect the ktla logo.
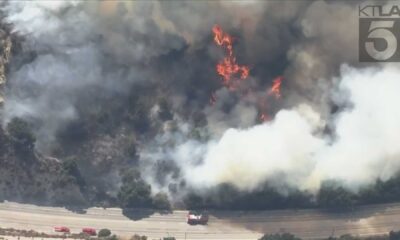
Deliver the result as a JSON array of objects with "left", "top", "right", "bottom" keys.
[{"left": 359, "top": 4, "right": 400, "bottom": 62}]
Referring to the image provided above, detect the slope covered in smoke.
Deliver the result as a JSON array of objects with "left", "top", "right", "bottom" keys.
[
  {"left": 1, "top": 0, "right": 400, "bottom": 209},
  {"left": 147, "top": 65, "right": 400, "bottom": 193}
]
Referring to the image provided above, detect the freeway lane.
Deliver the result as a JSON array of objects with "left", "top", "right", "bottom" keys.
[
  {"left": 0, "top": 202, "right": 260, "bottom": 240},
  {"left": 1, "top": 202, "right": 400, "bottom": 239}
]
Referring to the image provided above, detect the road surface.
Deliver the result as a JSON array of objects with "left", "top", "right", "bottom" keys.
[{"left": 1, "top": 201, "right": 400, "bottom": 239}]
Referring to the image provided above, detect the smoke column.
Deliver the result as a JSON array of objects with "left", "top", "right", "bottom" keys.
[
  {"left": 151, "top": 65, "right": 400, "bottom": 193},
  {"left": 3, "top": 1, "right": 400, "bottom": 197}
]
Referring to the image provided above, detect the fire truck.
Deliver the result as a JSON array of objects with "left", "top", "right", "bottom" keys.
[
  {"left": 186, "top": 211, "right": 209, "bottom": 225},
  {"left": 82, "top": 227, "right": 97, "bottom": 236},
  {"left": 54, "top": 226, "right": 70, "bottom": 233}
]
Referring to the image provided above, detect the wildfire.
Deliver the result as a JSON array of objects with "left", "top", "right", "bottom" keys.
[
  {"left": 211, "top": 25, "right": 283, "bottom": 123},
  {"left": 269, "top": 76, "right": 283, "bottom": 98},
  {"left": 212, "top": 25, "right": 249, "bottom": 90}
]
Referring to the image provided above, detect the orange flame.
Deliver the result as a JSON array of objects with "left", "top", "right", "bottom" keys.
[
  {"left": 211, "top": 25, "right": 283, "bottom": 122},
  {"left": 213, "top": 25, "right": 249, "bottom": 90},
  {"left": 269, "top": 76, "right": 283, "bottom": 98}
]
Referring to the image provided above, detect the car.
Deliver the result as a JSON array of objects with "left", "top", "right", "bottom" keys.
[
  {"left": 54, "top": 226, "right": 70, "bottom": 233},
  {"left": 187, "top": 211, "right": 209, "bottom": 225},
  {"left": 82, "top": 227, "right": 97, "bottom": 236}
]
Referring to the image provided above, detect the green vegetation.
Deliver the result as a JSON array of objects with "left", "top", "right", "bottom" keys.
[
  {"left": 389, "top": 231, "right": 400, "bottom": 240},
  {"left": 5, "top": 96, "right": 400, "bottom": 212},
  {"left": 98, "top": 229, "right": 112, "bottom": 237},
  {"left": 61, "top": 157, "right": 86, "bottom": 188},
  {"left": 184, "top": 192, "right": 206, "bottom": 210},
  {"left": 259, "top": 233, "right": 301, "bottom": 240},
  {"left": 182, "top": 173, "right": 400, "bottom": 211},
  {"left": 131, "top": 234, "right": 148, "bottom": 240},
  {"left": 6, "top": 117, "right": 35, "bottom": 157},
  {"left": 117, "top": 169, "right": 173, "bottom": 210},
  {"left": 317, "top": 183, "right": 355, "bottom": 209},
  {"left": 0, "top": 227, "right": 88, "bottom": 239},
  {"left": 118, "top": 169, "right": 152, "bottom": 208},
  {"left": 325, "top": 234, "right": 388, "bottom": 240},
  {"left": 107, "top": 235, "right": 119, "bottom": 240},
  {"left": 259, "top": 231, "right": 400, "bottom": 240},
  {"left": 152, "top": 192, "right": 171, "bottom": 210},
  {"left": 184, "top": 183, "right": 313, "bottom": 210}
]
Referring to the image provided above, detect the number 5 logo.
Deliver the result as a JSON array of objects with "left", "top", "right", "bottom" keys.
[{"left": 365, "top": 20, "right": 397, "bottom": 61}]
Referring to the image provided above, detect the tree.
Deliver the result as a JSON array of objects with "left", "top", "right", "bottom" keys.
[
  {"left": 317, "top": 183, "right": 355, "bottom": 210},
  {"left": 390, "top": 230, "right": 400, "bottom": 240},
  {"left": 98, "top": 229, "right": 112, "bottom": 237},
  {"left": 338, "top": 234, "right": 360, "bottom": 240},
  {"left": 259, "top": 233, "right": 302, "bottom": 240},
  {"left": 184, "top": 193, "right": 205, "bottom": 210},
  {"left": 205, "top": 183, "right": 239, "bottom": 209},
  {"left": 237, "top": 185, "right": 286, "bottom": 210},
  {"left": 152, "top": 192, "right": 171, "bottom": 210},
  {"left": 62, "top": 157, "right": 86, "bottom": 187},
  {"left": 6, "top": 117, "right": 36, "bottom": 156},
  {"left": 154, "top": 160, "right": 180, "bottom": 184},
  {"left": 131, "top": 234, "right": 147, "bottom": 240},
  {"left": 107, "top": 235, "right": 118, "bottom": 240},
  {"left": 118, "top": 169, "right": 152, "bottom": 208}
]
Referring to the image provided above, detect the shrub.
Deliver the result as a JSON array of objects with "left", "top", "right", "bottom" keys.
[
  {"left": 118, "top": 169, "right": 152, "bottom": 208},
  {"left": 62, "top": 157, "right": 85, "bottom": 187},
  {"left": 6, "top": 117, "right": 35, "bottom": 156},
  {"left": 390, "top": 230, "right": 400, "bottom": 240},
  {"left": 107, "top": 235, "right": 118, "bottom": 240},
  {"left": 152, "top": 192, "right": 171, "bottom": 210},
  {"left": 98, "top": 229, "right": 111, "bottom": 237},
  {"left": 259, "top": 233, "right": 302, "bottom": 240},
  {"left": 184, "top": 193, "right": 205, "bottom": 210},
  {"left": 131, "top": 234, "right": 147, "bottom": 240},
  {"left": 317, "top": 182, "right": 355, "bottom": 209}
]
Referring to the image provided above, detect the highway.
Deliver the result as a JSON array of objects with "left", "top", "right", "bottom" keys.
[{"left": 1, "top": 202, "right": 400, "bottom": 239}]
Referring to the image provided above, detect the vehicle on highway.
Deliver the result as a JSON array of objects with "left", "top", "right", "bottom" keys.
[
  {"left": 82, "top": 227, "right": 97, "bottom": 236},
  {"left": 54, "top": 226, "right": 70, "bottom": 233},
  {"left": 187, "top": 211, "right": 209, "bottom": 225}
]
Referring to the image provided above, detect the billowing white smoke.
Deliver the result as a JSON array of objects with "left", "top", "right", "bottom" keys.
[
  {"left": 312, "top": 65, "right": 400, "bottom": 190},
  {"left": 145, "top": 65, "right": 400, "bottom": 193},
  {"left": 179, "top": 105, "right": 324, "bottom": 191},
  {"left": 4, "top": 1, "right": 400, "bottom": 195}
]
